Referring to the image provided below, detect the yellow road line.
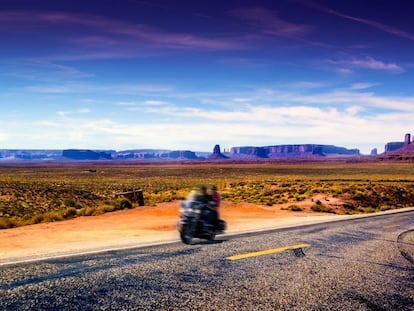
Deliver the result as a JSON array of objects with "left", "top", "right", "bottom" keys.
[
  {"left": 226, "top": 243, "right": 310, "bottom": 261},
  {"left": 382, "top": 224, "right": 400, "bottom": 229}
]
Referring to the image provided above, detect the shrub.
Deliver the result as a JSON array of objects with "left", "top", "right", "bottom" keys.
[
  {"left": 31, "top": 214, "right": 44, "bottom": 224},
  {"left": 113, "top": 198, "right": 133, "bottom": 210},
  {"left": 0, "top": 217, "right": 18, "bottom": 229},
  {"left": 295, "top": 195, "right": 306, "bottom": 202},
  {"left": 77, "top": 207, "right": 95, "bottom": 216},
  {"left": 289, "top": 205, "right": 303, "bottom": 212},
  {"left": 379, "top": 205, "right": 392, "bottom": 211},
  {"left": 102, "top": 204, "right": 116, "bottom": 213},
  {"left": 342, "top": 202, "right": 356, "bottom": 210},
  {"left": 311, "top": 204, "right": 335, "bottom": 213},
  {"left": 362, "top": 207, "right": 376, "bottom": 213},
  {"left": 43, "top": 211, "right": 63, "bottom": 222},
  {"left": 64, "top": 198, "right": 82, "bottom": 209},
  {"left": 62, "top": 207, "right": 77, "bottom": 219},
  {"left": 64, "top": 198, "right": 77, "bottom": 207}
]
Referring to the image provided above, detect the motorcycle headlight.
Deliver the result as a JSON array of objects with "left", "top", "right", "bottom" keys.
[{"left": 180, "top": 207, "right": 197, "bottom": 214}]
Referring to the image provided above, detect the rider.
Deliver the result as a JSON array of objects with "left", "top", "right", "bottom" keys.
[
  {"left": 195, "top": 185, "right": 213, "bottom": 204},
  {"left": 196, "top": 185, "right": 218, "bottom": 229}
]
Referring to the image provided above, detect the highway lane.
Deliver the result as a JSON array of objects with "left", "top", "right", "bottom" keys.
[{"left": 0, "top": 211, "right": 413, "bottom": 310}]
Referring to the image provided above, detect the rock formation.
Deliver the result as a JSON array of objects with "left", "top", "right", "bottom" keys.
[
  {"left": 209, "top": 144, "right": 228, "bottom": 159},
  {"left": 230, "top": 144, "right": 359, "bottom": 158},
  {"left": 384, "top": 142, "right": 404, "bottom": 153},
  {"left": 62, "top": 149, "right": 112, "bottom": 160},
  {"left": 230, "top": 146, "right": 268, "bottom": 158},
  {"left": 160, "top": 150, "right": 198, "bottom": 159},
  {"left": 379, "top": 133, "right": 414, "bottom": 160}
]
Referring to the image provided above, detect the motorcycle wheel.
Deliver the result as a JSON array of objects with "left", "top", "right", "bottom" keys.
[
  {"left": 180, "top": 225, "right": 193, "bottom": 245},
  {"left": 207, "top": 233, "right": 216, "bottom": 241}
]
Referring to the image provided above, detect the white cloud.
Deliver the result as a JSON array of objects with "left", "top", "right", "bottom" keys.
[
  {"left": 346, "top": 105, "right": 364, "bottom": 115},
  {"left": 0, "top": 133, "right": 8, "bottom": 141},
  {"left": 328, "top": 56, "right": 404, "bottom": 73},
  {"left": 1, "top": 60, "right": 95, "bottom": 82},
  {"left": 269, "top": 89, "right": 414, "bottom": 112},
  {"left": 233, "top": 98, "right": 251, "bottom": 103},
  {"left": 284, "top": 81, "right": 326, "bottom": 89},
  {"left": 0, "top": 108, "right": 407, "bottom": 153},
  {"left": 337, "top": 68, "right": 353, "bottom": 74},
  {"left": 26, "top": 83, "right": 174, "bottom": 94},
  {"left": 2, "top": 84, "right": 414, "bottom": 154},
  {"left": 350, "top": 57, "right": 403, "bottom": 72},
  {"left": 57, "top": 108, "right": 91, "bottom": 117},
  {"left": 117, "top": 100, "right": 170, "bottom": 111},
  {"left": 349, "top": 82, "right": 377, "bottom": 90}
]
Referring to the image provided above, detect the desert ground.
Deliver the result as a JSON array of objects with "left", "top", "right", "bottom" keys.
[{"left": 0, "top": 195, "right": 352, "bottom": 263}]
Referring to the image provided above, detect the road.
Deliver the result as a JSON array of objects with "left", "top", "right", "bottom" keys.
[{"left": 0, "top": 211, "right": 413, "bottom": 310}]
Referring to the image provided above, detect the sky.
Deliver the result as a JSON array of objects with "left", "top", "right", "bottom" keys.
[{"left": 1, "top": 0, "right": 414, "bottom": 154}]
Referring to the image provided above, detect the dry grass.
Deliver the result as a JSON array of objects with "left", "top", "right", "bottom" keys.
[{"left": 1, "top": 161, "right": 414, "bottom": 228}]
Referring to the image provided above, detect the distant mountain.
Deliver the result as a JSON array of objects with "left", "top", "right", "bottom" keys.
[
  {"left": 114, "top": 149, "right": 198, "bottom": 160},
  {"left": 117, "top": 149, "right": 170, "bottom": 154},
  {"left": 62, "top": 149, "right": 113, "bottom": 160},
  {"left": 230, "top": 144, "right": 360, "bottom": 158},
  {"left": 379, "top": 133, "right": 414, "bottom": 160},
  {"left": 0, "top": 149, "right": 62, "bottom": 160},
  {"left": 0, "top": 142, "right": 363, "bottom": 162}
]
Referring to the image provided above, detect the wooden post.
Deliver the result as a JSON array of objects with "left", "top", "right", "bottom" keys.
[
  {"left": 136, "top": 189, "right": 144, "bottom": 206},
  {"left": 115, "top": 189, "right": 144, "bottom": 206}
]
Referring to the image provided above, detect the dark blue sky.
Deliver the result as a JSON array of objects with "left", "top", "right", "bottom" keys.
[{"left": 1, "top": 0, "right": 414, "bottom": 153}]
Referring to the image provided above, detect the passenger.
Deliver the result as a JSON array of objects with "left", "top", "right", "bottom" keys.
[
  {"left": 210, "top": 185, "right": 220, "bottom": 211},
  {"left": 209, "top": 185, "right": 220, "bottom": 229}
]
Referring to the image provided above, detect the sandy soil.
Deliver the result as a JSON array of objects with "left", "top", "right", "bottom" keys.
[{"left": 0, "top": 197, "right": 347, "bottom": 263}]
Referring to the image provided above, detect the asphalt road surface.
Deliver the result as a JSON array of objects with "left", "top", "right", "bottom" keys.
[{"left": 0, "top": 211, "right": 413, "bottom": 310}]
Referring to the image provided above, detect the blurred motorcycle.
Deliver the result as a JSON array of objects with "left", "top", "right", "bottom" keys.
[{"left": 177, "top": 200, "right": 226, "bottom": 244}]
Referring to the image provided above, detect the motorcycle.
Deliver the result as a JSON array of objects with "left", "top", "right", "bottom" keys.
[{"left": 177, "top": 200, "right": 226, "bottom": 244}]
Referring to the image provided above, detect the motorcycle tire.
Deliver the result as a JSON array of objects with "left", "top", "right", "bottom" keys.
[
  {"left": 180, "top": 225, "right": 193, "bottom": 245},
  {"left": 207, "top": 233, "right": 216, "bottom": 241}
]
